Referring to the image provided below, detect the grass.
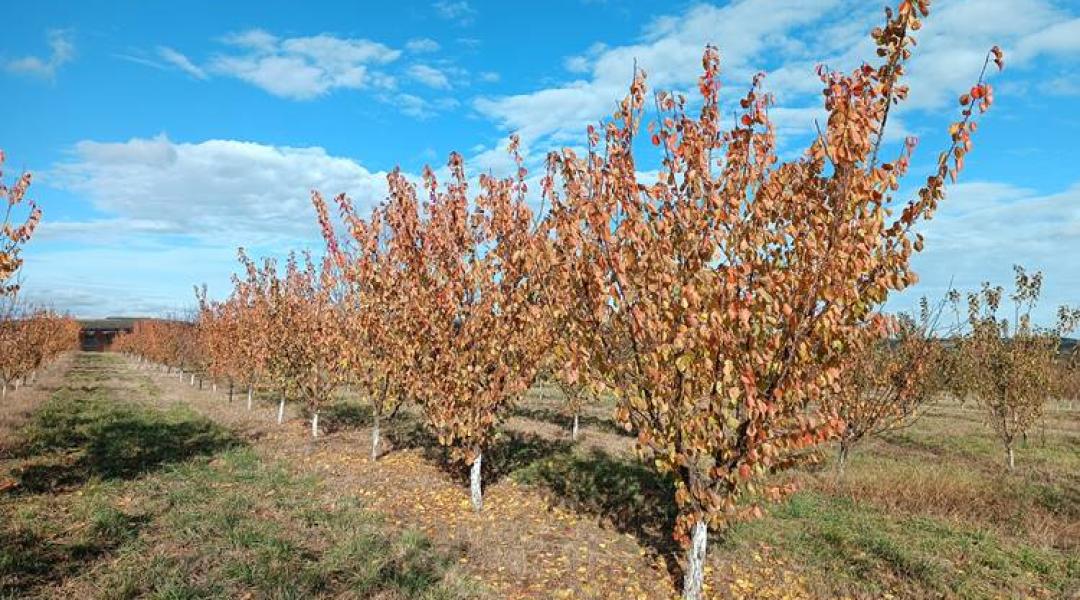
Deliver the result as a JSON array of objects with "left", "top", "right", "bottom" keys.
[
  {"left": 0, "top": 354, "right": 480, "bottom": 599},
  {"left": 724, "top": 491, "right": 1077, "bottom": 598},
  {"left": 503, "top": 395, "right": 1080, "bottom": 598},
  {"left": 315, "top": 383, "right": 1080, "bottom": 597},
  {"left": 7, "top": 353, "right": 1076, "bottom": 598}
]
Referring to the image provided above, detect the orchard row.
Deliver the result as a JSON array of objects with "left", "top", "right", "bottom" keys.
[{"left": 9, "top": 2, "right": 1076, "bottom": 598}]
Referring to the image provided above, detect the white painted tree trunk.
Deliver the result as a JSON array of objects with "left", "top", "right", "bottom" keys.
[
  {"left": 837, "top": 443, "right": 850, "bottom": 478},
  {"left": 277, "top": 396, "right": 286, "bottom": 424},
  {"left": 682, "top": 519, "right": 708, "bottom": 600},
  {"left": 371, "top": 413, "right": 381, "bottom": 460},
  {"left": 190, "top": 374, "right": 195, "bottom": 386},
  {"left": 2, "top": 384, "right": 6, "bottom": 400},
  {"left": 212, "top": 382, "right": 217, "bottom": 393},
  {"left": 470, "top": 451, "right": 483, "bottom": 512},
  {"left": 1007, "top": 446, "right": 1015, "bottom": 470},
  {"left": 247, "top": 385, "right": 253, "bottom": 410},
  {"left": 571, "top": 414, "right": 580, "bottom": 441},
  {"left": 311, "top": 412, "right": 319, "bottom": 438}
]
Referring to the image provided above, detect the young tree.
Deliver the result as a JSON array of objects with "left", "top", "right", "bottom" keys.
[
  {"left": 312, "top": 189, "right": 422, "bottom": 460},
  {"left": 228, "top": 251, "right": 273, "bottom": 410},
  {"left": 1, "top": 150, "right": 41, "bottom": 297},
  {"left": 545, "top": 4, "right": 1002, "bottom": 597},
  {"left": 954, "top": 266, "right": 1079, "bottom": 470},
  {"left": 395, "top": 145, "right": 557, "bottom": 511},
  {"left": 0, "top": 306, "right": 80, "bottom": 398},
  {"left": 547, "top": 341, "right": 603, "bottom": 442},
  {"left": 1058, "top": 345, "right": 1080, "bottom": 409},
  {"left": 234, "top": 250, "right": 344, "bottom": 436},
  {"left": 830, "top": 299, "right": 945, "bottom": 475}
]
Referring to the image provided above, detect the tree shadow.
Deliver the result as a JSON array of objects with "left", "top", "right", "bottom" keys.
[
  {"left": 6, "top": 398, "right": 238, "bottom": 495},
  {"left": 383, "top": 415, "right": 439, "bottom": 453},
  {"left": 509, "top": 406, "right": 632, "bottom": 438},
  {"left": 383, "top": 419, "right": 572, "bottom": 489},
  {"left": 315, "top": 402, "right": 374, "bottom": 434},
  {"left": 484, "top": 431, "right": 575, "bottom": 485},
  {"left": 511, "top": 445, "right": 682, "bottom": 578}
]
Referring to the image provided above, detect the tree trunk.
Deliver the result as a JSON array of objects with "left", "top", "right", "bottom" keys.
[
  {"left": 277, "top": 395, "right": 286, "bottom": 424},
  {"left": 212, "top": 382, "right": 217, "bottom": 394},
  {"left": 682, "top": 519, "right": 708, "bottom": 600},
  {"left": 247, "top": 385, "right": 253, "bottom": 411},
  {"left": 571, "top": 413, "right": 580, "bottom": 441},
  {"left": 1007, "top": 445, "right": 1015, "bottom": 471},
  {"left": 371, "top": 412, "right": 381, "bottom": 461},
  {"left": 228, "top": 380, "right": 234, "bottom": 403},
  {"left": 470, "top": 450, "right": 483, "bottom": 512},
  {"left": 311, "top": 412, "right": 319, "bottom": 438},
  {"left": 190, "top": 373, "right": 195, "bottom": 386},
  {"left": 537, "top": 380, "right": 545, "bottom": 403},
  {"left": 2, "top": 383, "right": 6, "bottom": 400},
  {"left": 837, "top": 442, "right": 850, "bottom": 478}
]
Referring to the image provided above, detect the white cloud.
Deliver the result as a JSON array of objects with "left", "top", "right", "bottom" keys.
[
  {"left": 393, "top": 94, "right": 460, "bottom": 120},
  {"left": 892, "top": 180, "right": 1080, "bottom": 325},
  {"left": 19, "top": 244, "right": 239, "bottom": 317},
  {"left": 433, "top": 1, "right": 476, "bottom": 25},
  {"left": 406, "top": 38, "right": 441, "bottom": 53},
  {"left": 407, "top": 64, "right": 451, "bottom": 89},
  {"left": 49, "top": 134, "right": 390, "bottom": 243},
  {"left": 475, "top": 0, "right": 848, "bottom": 145},
  {"left": 474, "top": 0, "right": 1080, "bottom": 148},
  {"left": 397, "top": 94, "right": 431, "bottom": 119},
  {"left": 157, "top": 46, "right": 207, "bottom": 79},
  {"left": 478, "top": 71, "right": 499, "bottom": 83},
  {"left": 5, "top": 29, "right": 75, "bottom": 80},
  {"left": 24, "top": 135, "right": 408, "bottom": 316},
  {"left": 563, "top": 55, "right": 590, "bottom": 73},
  {"left": 209, "top": 29, "right": 401, "bottom": 99}
]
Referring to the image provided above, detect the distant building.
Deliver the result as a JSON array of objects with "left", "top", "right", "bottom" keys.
[{"left": 78, "top": 317, "right": 138, "bottom": 351}]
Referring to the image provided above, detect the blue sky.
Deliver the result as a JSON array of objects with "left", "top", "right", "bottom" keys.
[{"left": 3, "top": 0, "right": 1078, "bottom": 322}]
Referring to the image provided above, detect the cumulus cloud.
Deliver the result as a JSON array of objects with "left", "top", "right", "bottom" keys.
[
  {"left": 890, "top": 180, "right": 1080, "bottom": 325},
  {"left": 208, "top": 30, "right": 402, "bottom": 99},
  {"left": 49, "top": 134, "right": 390, "bottom": 244},
  {"left": 475, "top": 0, "right": 850, "bottom": 145},
  {"left": 474, "top": 0, "right": 1080, "bottom": 147},
  {"left": 407, "top": 64, "right": 451, "bottom": 89},
  {"left": 5, "top": 29, "right": 75, "bottom": 80},
  {"left": 23, "top": 135, "right": 411, "bottom": 316}
]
